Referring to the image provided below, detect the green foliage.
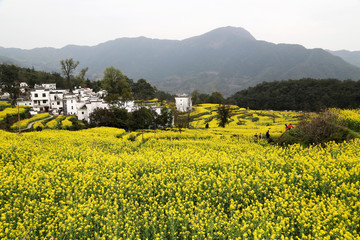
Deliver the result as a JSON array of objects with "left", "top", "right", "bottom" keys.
[
  {"left": 0, "top": 63, "right": 70, "bottom": 89},
  {"left": 132, "top": 79, "right": 156, "bottom": 100},
  {"left": 129, "top": 107, "right": 153, "bottom": 131},
  {"left": 276, "top": 111, "right": 355, "bottom": 146},
  {"left": 89, "top": 106, "right": 172, "bottom": 131},
  {"left": 229, "top": 78, "right": 360, "bottom": 111},
  {"left": 0, "top": 64, "right": 20, "bottom": 105},
  {"left": 154, "top": 106, "right": 173, "bottom": 129},
  {"left": 101, "top": 67, "right": 133, "bottom": 101},
  {"left": 155, "top": 91, "right": 175, "bottom": 102},
  {"left": 209, "top": 91, "right": 225, "bottom": 104},
  {"left": 217, "top": 104, "right": 232, "bottom": 127}
]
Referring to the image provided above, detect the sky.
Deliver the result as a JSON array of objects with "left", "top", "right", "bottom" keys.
[{"left": 0, "top": 0, "right": 359, "bottom": 51}]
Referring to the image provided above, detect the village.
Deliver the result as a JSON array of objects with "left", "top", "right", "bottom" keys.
[{"left": 3, "top": 82, "right": 192, "bottom": 123}]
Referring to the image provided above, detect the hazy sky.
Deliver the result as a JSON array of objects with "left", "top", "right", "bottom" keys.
[{"left": 0, "top": 0, "right": 359, "bottom": 51}]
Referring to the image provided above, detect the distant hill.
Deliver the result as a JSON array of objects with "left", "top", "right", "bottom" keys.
[
  {"left": 328, "top": 50, "right": 360, "bottom": 68},
  {"left": 1, "top": 26, "right": 360, "bottom": 96}
]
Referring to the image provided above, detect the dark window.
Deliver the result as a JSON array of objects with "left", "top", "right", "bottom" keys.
[
  {"left": 34, "top": 94, "right": 38, "bottom": 97},
  {"left": 42, "top": 93, "right": 46, "bottom": 97}
]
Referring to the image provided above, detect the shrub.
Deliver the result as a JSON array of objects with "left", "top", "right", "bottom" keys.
[{"left": 277, "top": 111, "right": 353, "bottom": 146}]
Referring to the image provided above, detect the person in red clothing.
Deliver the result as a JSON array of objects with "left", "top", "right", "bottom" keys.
[{"left": 288, "top": 123, "right": 294, "bottom": 130}]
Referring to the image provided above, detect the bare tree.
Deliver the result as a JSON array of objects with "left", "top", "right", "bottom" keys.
[{"left": 60, "top": 58, "right": 79, "bottom": 89}]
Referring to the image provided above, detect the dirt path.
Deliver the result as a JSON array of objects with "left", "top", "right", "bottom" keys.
[{"left": 23, "top": 115, "right": 54, "bottom": 131}]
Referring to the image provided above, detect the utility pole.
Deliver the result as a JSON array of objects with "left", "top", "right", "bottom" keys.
[{"left": 17, "top": 104, "right": 21, "bottom": 135}]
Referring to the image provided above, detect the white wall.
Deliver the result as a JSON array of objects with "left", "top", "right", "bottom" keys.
[
  {"left": 175, "top": 96, "right": 192, "bottom": 112},
  {"left": 31, "top": 89, "right": 50, "bottom": 111}
]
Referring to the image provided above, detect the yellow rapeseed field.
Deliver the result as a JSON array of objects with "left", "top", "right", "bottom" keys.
[
  {"left": 190, "top": 104, "right": 302, "bottom": 138},
  {"left": 0, "top": 106, "right": 28, "bottom": 122},
  {"left": 0, "top": 124, "right": 359, "bottom": 239}
]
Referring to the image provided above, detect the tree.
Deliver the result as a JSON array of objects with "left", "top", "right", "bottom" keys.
[
  {"left": 112, "top": 107, "right": 130, "bottom": 130},
  {"left": 217, "top": 104, "right": 232, "bottom": 128},
  {"left": 154, "top": 106, "right": 174, "bottom": 129},
  {"left": 191, "top": 90, "right": 201, "bottom": 105},
  {"left": 173, "top": 110, "right": 189, "bottom": 132},
  {"left": 129, "top": 107, "right": 153, "bottom": 130},
  {"left": 60, "top": 58, "right": 79, "bottom": 90},
  {"left": 209, "top": 91, "right": 225, "bottom": 104},
  {"left": 198, "top": 93, "right": 211, "bottom": 104},
  {"left": 0, "top": 64, "right": 20, "bottom": 105},
  {"left": 156, "top": 90, "right": 175, "bottom": 102},
  {"left": 132, "top": 78, "right": 156, "bottom": 100},
  {"left": 73, "top": 67, "right": 88, "bottom": 88},
  {"left": 101, "top": 67, "right": 133, "bottom": 101},
  {"left": 89, "top": 108, "right": 115, "bottom": 127}
]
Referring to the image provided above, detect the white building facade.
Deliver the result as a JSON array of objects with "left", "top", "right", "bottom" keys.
[
  {"left": 30, "top": 88, "right": 51, "bottom": 112},
  {"left": 175, "top": 94, "right": 192, "bottom": 112}
]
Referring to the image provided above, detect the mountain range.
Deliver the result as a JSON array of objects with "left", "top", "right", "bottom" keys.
[{"left": 1, "top": 26, "right": 360, "bottom": 96}]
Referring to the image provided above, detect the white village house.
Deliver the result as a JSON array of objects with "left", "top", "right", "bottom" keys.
[
  {"left": 175, "top": 94, "right": 192, "bottom": 112},
  {"left": 16, "top": 83, "right": 182, "bottom": 122}
]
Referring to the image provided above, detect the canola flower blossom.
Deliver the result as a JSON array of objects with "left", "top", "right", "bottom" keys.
[
  {"left": 329, "top": 108, "right": 360, "bottom": 132},
  {"left": 0, "top": 126, "right": 359, "bottom": 239},
  {"left": 10, "top": 113, "right": 49, "bottom": 130},
  {"left": 189, "top": 104, "right": 301, "bottom": 137},
  {"left": 61, "top": 116, "right": 73, "bottom": 129},
  {"left": 0, "top": 106, "right": 28, "bottom": 122}
]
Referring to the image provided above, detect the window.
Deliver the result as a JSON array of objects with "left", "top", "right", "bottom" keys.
[
  {"left": 57, "top": 101, "right": 60, "bottom": 105},
  {"left": 71, "top": 100, "right": 73, "bottom": 103},
  {"left": 52, "top": 103, "right": 54, "bottom": 105},
  {"left": 82, "top": 112, "right": 84, "bottom": 114},
  {"left": 34, "top": 94, "right": 38, "bottom": 97},
  {"left": 29, "top": 103, "right": 31, "bottom": 105},
  {"left": 42, "top": 93, "right": 46, "bottom": 97},
  {"left": 71, "top": 106, "right": 73, "bottom": 109},
  {"left": 43, "top": 100, "right": 47, "bottom": 104}
]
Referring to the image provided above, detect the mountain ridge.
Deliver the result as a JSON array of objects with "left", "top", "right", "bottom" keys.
[
  {"left": 1, "top": 26, "right": 360, "bottom": 96},
  {"left": 327, "top": 50, "right": 360, "bottom": 68}
]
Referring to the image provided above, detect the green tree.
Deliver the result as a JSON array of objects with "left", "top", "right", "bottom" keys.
[
  {"left": 132, "top": 78, "right": 156, "bottom": 100},
  {"left": 101, "top": 67, "right": 133, "bottom": 101},
  {"left": 0, "top": 64, "right": 20, "bottom": 105},
  {"left": 129, "top": 107, "right": 153, "bottom": 130},
  {"left": 89, "top": 108, "right": 116, "bottom": 128},
  {"left": 217, "top": 104, "right": 232, "bottom": 128},
  {"left": 191, "top": 90, "right": 201, "bottom": 105},
  {"left": 60, "top": 58, "right": 79, "bottom": 89},
  {"left": 209, "top": 91, "right": 225, "bottom": 104},
  {"left": 156, "top": 90, "right": 175, "bottom": 102},
  {"left": 74, "top": 67, "right": 88, "bottom": 88},
  {"left": 154, "top": 106, "right": 174, "bottom": 129}
]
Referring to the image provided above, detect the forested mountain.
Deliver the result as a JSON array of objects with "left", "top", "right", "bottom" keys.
[
  {"left": 228, "top": 78, "right": 360, "bottom": 111},
  {"left": 1, "top": 26, "right": 360, "bottom": 96},
  {"left": 328, "top": 50, "right": 360, "bottom": 68}
]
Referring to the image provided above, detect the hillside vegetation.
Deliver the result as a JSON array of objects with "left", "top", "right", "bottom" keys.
[{"left": 229, "top": 78, "right": 360, "bottom": 111}]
